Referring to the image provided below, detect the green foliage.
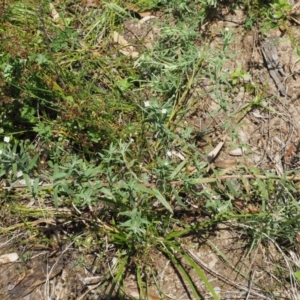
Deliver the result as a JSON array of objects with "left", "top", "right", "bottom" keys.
[
  {"left": 243, "top": 0, "right": 293, "bottom": 31},
  {"left": 0, "top": 0, "right": 144, "bottom": 150},
  {"left": 229, "top": 66, "right": 251, "bottom": 85},
  {"left": 1, "top": 0, "right": 300, "bottom": 297},
  {"left": 270, "top": 0, "right": 292, "bottom": 20}
]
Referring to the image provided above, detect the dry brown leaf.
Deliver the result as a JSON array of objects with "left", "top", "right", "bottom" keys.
[
  {"left": 229, "top": 148, "right": 245, "bottom": 156},
  {"left": 274, "top": 153, "right": 283, "bottom": 176},
  {"left": 207, "top": 140, "right": 224, "bottom": 163},
  {"left": 232, "top": 200, "right": 260, "bottom": 214},
  {"left": 139, "top": 15, "right": 156, "bottom": 24},
  {"left": 185, "top": 165, "right": 197, "bottom": 174},
  {"left": 120, "top": 49, "right": 140, "bottom": 58},
  {"left": 113, "top": 31, "right": 130, "bottom": 46},
  {"left": 113, "top": 31, "right": 139, "bottom": 58},
  {"left": 92, "top": 51, "right": 101, "bottom": 57},
  {"left": 9, "top": 270, "right": 30, "bottom": 290},
  {"left": 247, "top": 205, "right": 260, "bottom": 213},
  {"left": 214, "top": 159, "right": 237, "bottom": 169},
  {"left": 81, "top": 0, "right": 99, "bottom": 8},
  {"left": 168, "top": 150, "right": 185, "bottom": 160},
  {"left": 232, "top": 199, "right": 245, "bottom": 210},
  {"left": 285, "top": 143, "right": 296, "bottom": 164},
  {"left": 79, "top": 41, "right": 88, "bottom": 50},
  {"left": 31, "top": 218, "right": 56, "bottom": 227},
  {"left": 0, "top": 253, "right": 19, "bottom": 264},
  {"left": 7, "top": 259, "right": 64, "bottom": 299},
  {"left": 49, "top": 3, "right": 66, "bottom": 31},
  {"left": 252, "top": 111, "right": 270, "bottom": 119},
  {"left": 49, "top": 3, "right": 60, "bottom": 22},
  {"left": 124, "top": 285, "right": 161, "bottom": 300},
  {"left": 125, "top": 3, "right": 154, "bottom": 17},
  {"left": 138, "top": 11, "right": 153, "bottom": 18}
]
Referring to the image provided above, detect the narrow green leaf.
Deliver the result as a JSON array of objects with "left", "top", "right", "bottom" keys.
[
  {"left": 152, "top": 188, "right": 173, "bottom": 213},
  {"left": 100, "top": 187, "right": 116, "bottom": 200},
  {"left": 136, "top": 264, "right": 144, "bottom": 298},
  {"left": 161, "top": 245, "right": 201, "bottom": 300},
  {"left": 53, "top": 172, "right": 68, "bottom": 181},
  {"left": 136, "top": 184, "right": 173, "bottom": 213},
  {"left": 108, "top": 254, "right": 129, "bottom": 298},
  {"left": 206, "top": 240, "right": 249, "bottom": 281},
  {"left": 165, "top": 228, "right": 191, "bottom": 240},
  {"left": 53, "top": 185, "right": 59, "bottom": 208},
  {"left": 170, "top": 159, "right": 187, "bottom": 180},
  {"left": 12, "top": 163, "right": 18, "bottom": 178},
  {"left": 33, "top": 177, "right": 39, "bottom": 195},
  {"left": 173, "top": 190, "right": 188, "bottom": 210},
  {"left": 295, "top": 271, "right": 300, "bottom": 282},
  {"left": 225, "top": 179, "right": 238, "bottom": 198},
  {"left": 110, "top": 233, "right": 127, "bottom": 244},
  {"left": 127, "top": 159, "right": 136, "bottom": 168},
  {"left": 240, "top": 175, "right": 250, "bottom": 195},
  {"left": 27, "top": 154, "right": 39, "bottom": 171},
  {"left": 135, "top": 184, "right": 154, "bottom": 194},
  {"left": 257, "top": 179, "right": 268, "bottom": 201},
  {"left": 23, "top": 173, "right": 32, "bottom": 193},
  {"left": 173, "top": 244, "right": 220, "bottom": 300},
  {"left": 12, "top": 142, "right": 18, "bottom": 155}
]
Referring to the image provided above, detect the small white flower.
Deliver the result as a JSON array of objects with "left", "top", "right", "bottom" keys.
[
  {"left": 4, "top": 136, "right": 10, "bottom": 143},
  {"left": 161, "top": 108, "right": 167, "bottom": 114},
  {"left": 166, "top": 150, "right": 172, "bottom": 157},
  {"left": 224, "top": 27, "right": 229, "bottom": 31},
  {"left": 144, "top": 101, "right": 150, "bottom": 107}
]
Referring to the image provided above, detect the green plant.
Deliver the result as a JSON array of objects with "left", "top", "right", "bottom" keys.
[
  {"left": 229, "top": 65, "right": 251, "bottom": 85},
  {"left": 270, "top": 0, "right": 292, "bottom": 20},
  {"left": 2, "top": 0, "right": 300, "bottom": 299}
]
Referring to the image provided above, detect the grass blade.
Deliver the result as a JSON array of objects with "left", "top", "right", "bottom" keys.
[
  {"left": 108, "top": 253, "right": 129, "bottom": 299},
  {"left": 160, "top": 243, "right": 202, "bottom": 300},
  {"left": 136, "top": 184, "right": 173, "bottom": 213}
]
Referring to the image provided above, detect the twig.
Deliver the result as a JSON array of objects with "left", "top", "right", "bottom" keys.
[
  {"left": 216, "top": 15, "right": 245, "bottom": 25},
  {"left": 187, "top": 249, "right": 271, "bottom": 300},
  {"left": 245, "top": 271, "right": 255, "bottom": 300},
  {"left": 76, "top": 281, "right": 102, "bottom": 300}
]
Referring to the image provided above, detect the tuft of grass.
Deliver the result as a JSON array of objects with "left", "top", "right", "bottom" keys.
[{"left": 1, "top": 0, "right": 300, "bottom": 299}]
